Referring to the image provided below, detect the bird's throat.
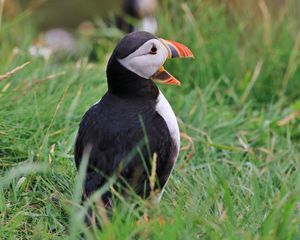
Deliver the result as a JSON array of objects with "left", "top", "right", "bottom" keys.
[{"left": 107, "top": 55, "right": 159, "bottom": 99}]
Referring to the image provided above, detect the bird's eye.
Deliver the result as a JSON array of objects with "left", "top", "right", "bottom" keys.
[{"left": 149, "top": 45, "right": 157, "bottom": 55}]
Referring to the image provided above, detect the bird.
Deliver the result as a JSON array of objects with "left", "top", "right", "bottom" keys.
[
  {"left": 74, "top": 31, "right": 194, "bottom": 213},
  {"left": 26, "top": 0, "right": 158, "bottom": 61},
  {"left": 117, "top": 0, "right": 158, "bottom": 34}
]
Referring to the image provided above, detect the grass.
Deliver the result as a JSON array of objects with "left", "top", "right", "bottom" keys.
[{"left": 0, "top": 0, "right": 300, "bottom": 239}]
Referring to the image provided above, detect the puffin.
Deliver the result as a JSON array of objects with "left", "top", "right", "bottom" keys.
[
  {"left": 117, "top": 0, "right": 158, "bottom": 33},
  {"left": 74, "top": 31, "right": 194, "bottom": 210}
]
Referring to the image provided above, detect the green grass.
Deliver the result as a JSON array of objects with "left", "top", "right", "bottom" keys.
[{"left": 1, "top": 0, "right": 300, "bottom": 239}]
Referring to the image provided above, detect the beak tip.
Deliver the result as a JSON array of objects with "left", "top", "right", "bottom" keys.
[{"left": 186, "top": 49, "right": 195, "bottom": 59}]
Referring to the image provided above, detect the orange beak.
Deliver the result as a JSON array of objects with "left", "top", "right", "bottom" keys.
[{"left": 150, "top": 39, "right": 194, "bottom": 86}]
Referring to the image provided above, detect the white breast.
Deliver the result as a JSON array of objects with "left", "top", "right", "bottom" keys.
[
  {"left": 155, "top": 91, "right": 180, "bottom": 202},
  {"left": 155, "top": 91, "right": 180, "bottom": 158}
]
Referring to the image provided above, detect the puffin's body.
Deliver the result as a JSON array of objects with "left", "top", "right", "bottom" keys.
[{"left": 74, "top": 31, "right": 193, "bottom": 208}]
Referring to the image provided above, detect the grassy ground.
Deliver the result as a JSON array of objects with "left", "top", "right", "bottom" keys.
[{"left": 1, "top": 0, "right": 300, "bottom": 239}]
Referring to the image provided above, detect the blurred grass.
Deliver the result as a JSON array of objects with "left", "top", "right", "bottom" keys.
[{"left": 0, "top": 0, "right": 300, "bottom": 239}]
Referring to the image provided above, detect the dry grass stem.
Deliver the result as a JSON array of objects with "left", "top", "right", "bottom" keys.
[
  {"left": 26, "top": 71, "right": 66, "bottom": 89},
  {"left": 0, "top": 62, "right": 30, "bottom": 82},
  {"left": 180, "top": 132, "right": 195, "bottom": 159},
  {"left": 277, "top": 109, "right": 300, "bottom": 126},
  {"left": 259, "top": 0, "right": 272, "bottom": 49},
  {"left": 281, "top": 29, "right": 300, "bottom": 94},
  {"left": 149, "top": 152, "right": 157, "bottom": 198},
  {"left": 241, "top": 60, "right": 263, "bottom": 103},
  {"left": 95, "top": 199, "right": 110, "bottom": 228}
]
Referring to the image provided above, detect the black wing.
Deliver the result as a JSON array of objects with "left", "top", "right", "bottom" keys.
[{"left": 74, "top": 93, "right": 175, "bottom": 205}]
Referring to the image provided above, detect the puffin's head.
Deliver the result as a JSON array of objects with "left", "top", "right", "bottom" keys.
[{"left": 107, "top": 31, "right": 194, "bottom": 94}]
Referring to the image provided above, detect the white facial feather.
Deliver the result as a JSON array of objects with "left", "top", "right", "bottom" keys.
[{"left": 118, "top": 39, "right": 168, "bottom": 79}]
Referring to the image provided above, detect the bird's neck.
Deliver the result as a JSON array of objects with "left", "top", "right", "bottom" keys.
[{"left": 106, "top": 56, "right": 159, "bottom": 99}]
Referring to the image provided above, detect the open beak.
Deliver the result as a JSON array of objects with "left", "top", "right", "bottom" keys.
[{"left": 150, "top": 39, "right": 194, "bottom": 86}]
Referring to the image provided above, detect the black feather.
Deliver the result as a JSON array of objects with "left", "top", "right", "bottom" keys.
[{"left": 75, "top": 92, "right": 175, "bottom": 205}]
